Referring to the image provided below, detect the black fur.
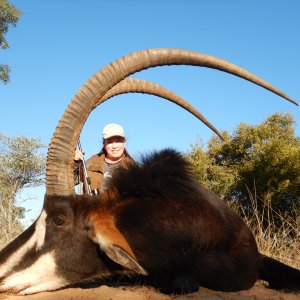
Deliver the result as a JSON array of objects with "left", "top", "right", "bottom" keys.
[
  {"left": 1, "top": 148, "right": 299, "bottom": 294},
  {"left": 106, "top": 149, "right": 299, "bottom": 292}
]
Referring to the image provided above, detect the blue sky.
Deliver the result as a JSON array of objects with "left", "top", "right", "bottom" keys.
[{"left": 1, "top": 0, "right": 299, "bottom": 224}]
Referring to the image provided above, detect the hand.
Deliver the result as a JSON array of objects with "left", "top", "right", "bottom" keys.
[{"left": 74, "top": 149, "right": 85, "bottom": 161}]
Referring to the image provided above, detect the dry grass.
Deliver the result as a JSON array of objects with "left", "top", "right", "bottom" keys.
[{"left": 229, "top": 192, "right": 300, "bottom": 270}]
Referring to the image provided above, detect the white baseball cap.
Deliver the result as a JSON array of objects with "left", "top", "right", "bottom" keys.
[{"left": 102, "top": 123, "right": 125, "bottom": 139}]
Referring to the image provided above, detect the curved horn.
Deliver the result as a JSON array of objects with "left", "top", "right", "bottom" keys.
[
  {"left": 100, "top": 77, "right": 224, "bottom": 140},
  {"left": 46, "top": 48, "right": 297, "bottom": 196}
]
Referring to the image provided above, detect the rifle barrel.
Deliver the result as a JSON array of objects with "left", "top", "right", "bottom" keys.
[{"left": 77, "top": 140, "right": 92, "bottom": 195}]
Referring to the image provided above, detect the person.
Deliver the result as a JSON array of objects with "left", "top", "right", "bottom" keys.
[{"left": 74, "top": 123, "right": 134, "bottom": 194}]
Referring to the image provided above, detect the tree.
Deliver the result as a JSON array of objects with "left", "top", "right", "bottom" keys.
[
  {"left": 187, "top": 113, "right": 300, "bottom": 220},
  {"left": 0, "top": 0, "right": 22, "bottom": 84},
  {"left": 186, "top": 135, "right": 237, "bottom": 200},
  {"left": 0, "top": 134, "right": 46, "bottom": 246}
]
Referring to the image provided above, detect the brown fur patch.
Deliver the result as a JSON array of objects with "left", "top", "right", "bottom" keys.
[{"left": 88, "top": 209, "right": 136, "bottom": 260}]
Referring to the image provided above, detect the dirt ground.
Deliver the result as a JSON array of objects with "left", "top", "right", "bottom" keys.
[{"left": 1, "top": 281, "right": 299, "bottom": 300}]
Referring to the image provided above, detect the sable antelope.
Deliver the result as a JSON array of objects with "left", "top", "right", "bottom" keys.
[{"left": 0, "top": 48, "right": 299, "bottom": 295}]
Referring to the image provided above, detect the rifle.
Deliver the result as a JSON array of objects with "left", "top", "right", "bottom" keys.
[{"left": 77, "top": 139, "right": 92, "bottom": 195}]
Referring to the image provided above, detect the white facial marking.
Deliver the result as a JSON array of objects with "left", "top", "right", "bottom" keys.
[
  {"left": 0, "top": 252, "right": 68, "bottom": 295},
  {"left": 20, "top": 280, "right": 68, "bottom": 295},
  {"left": 0, "top": 210, "right": 47, "bottom": 278},
  {"left": 35, "top": 210, "right": 47, "bottom": 249}
]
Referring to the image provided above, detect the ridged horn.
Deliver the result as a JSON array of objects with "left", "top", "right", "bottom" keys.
[
  {"left": 99, "top": 77, "right": 224, "bottom": 140},
  {"left": 46, "top": 48, "right": 297, "bottom": 196}
]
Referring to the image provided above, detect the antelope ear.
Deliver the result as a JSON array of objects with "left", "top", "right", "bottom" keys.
[{"left": 88, "top": 212, "right": 147, "bottom": 276}]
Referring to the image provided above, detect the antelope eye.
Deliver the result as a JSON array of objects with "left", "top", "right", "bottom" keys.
[{"left": 53, "top": 215, "right": 65, "bottom": 227}]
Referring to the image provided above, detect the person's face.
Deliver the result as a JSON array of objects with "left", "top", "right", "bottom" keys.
[{"left": 104, "top": 136, "right": 126, "bottom": 161}]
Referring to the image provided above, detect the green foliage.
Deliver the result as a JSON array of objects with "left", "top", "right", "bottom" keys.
[
  {"left": 186, "top": 136, "right": 237, "bottom": 199},
  {"left": 0, "top": 64, "right": 10, "bottom": 83},
  {"left": 0, "top": 133, "right": 46, "bottom": 246},
  {"left": 187, "top": 113, "right": 300, "bottom": 221},
  {"left": 0, "top": 0, "right": 22, "bottom": 84}
]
